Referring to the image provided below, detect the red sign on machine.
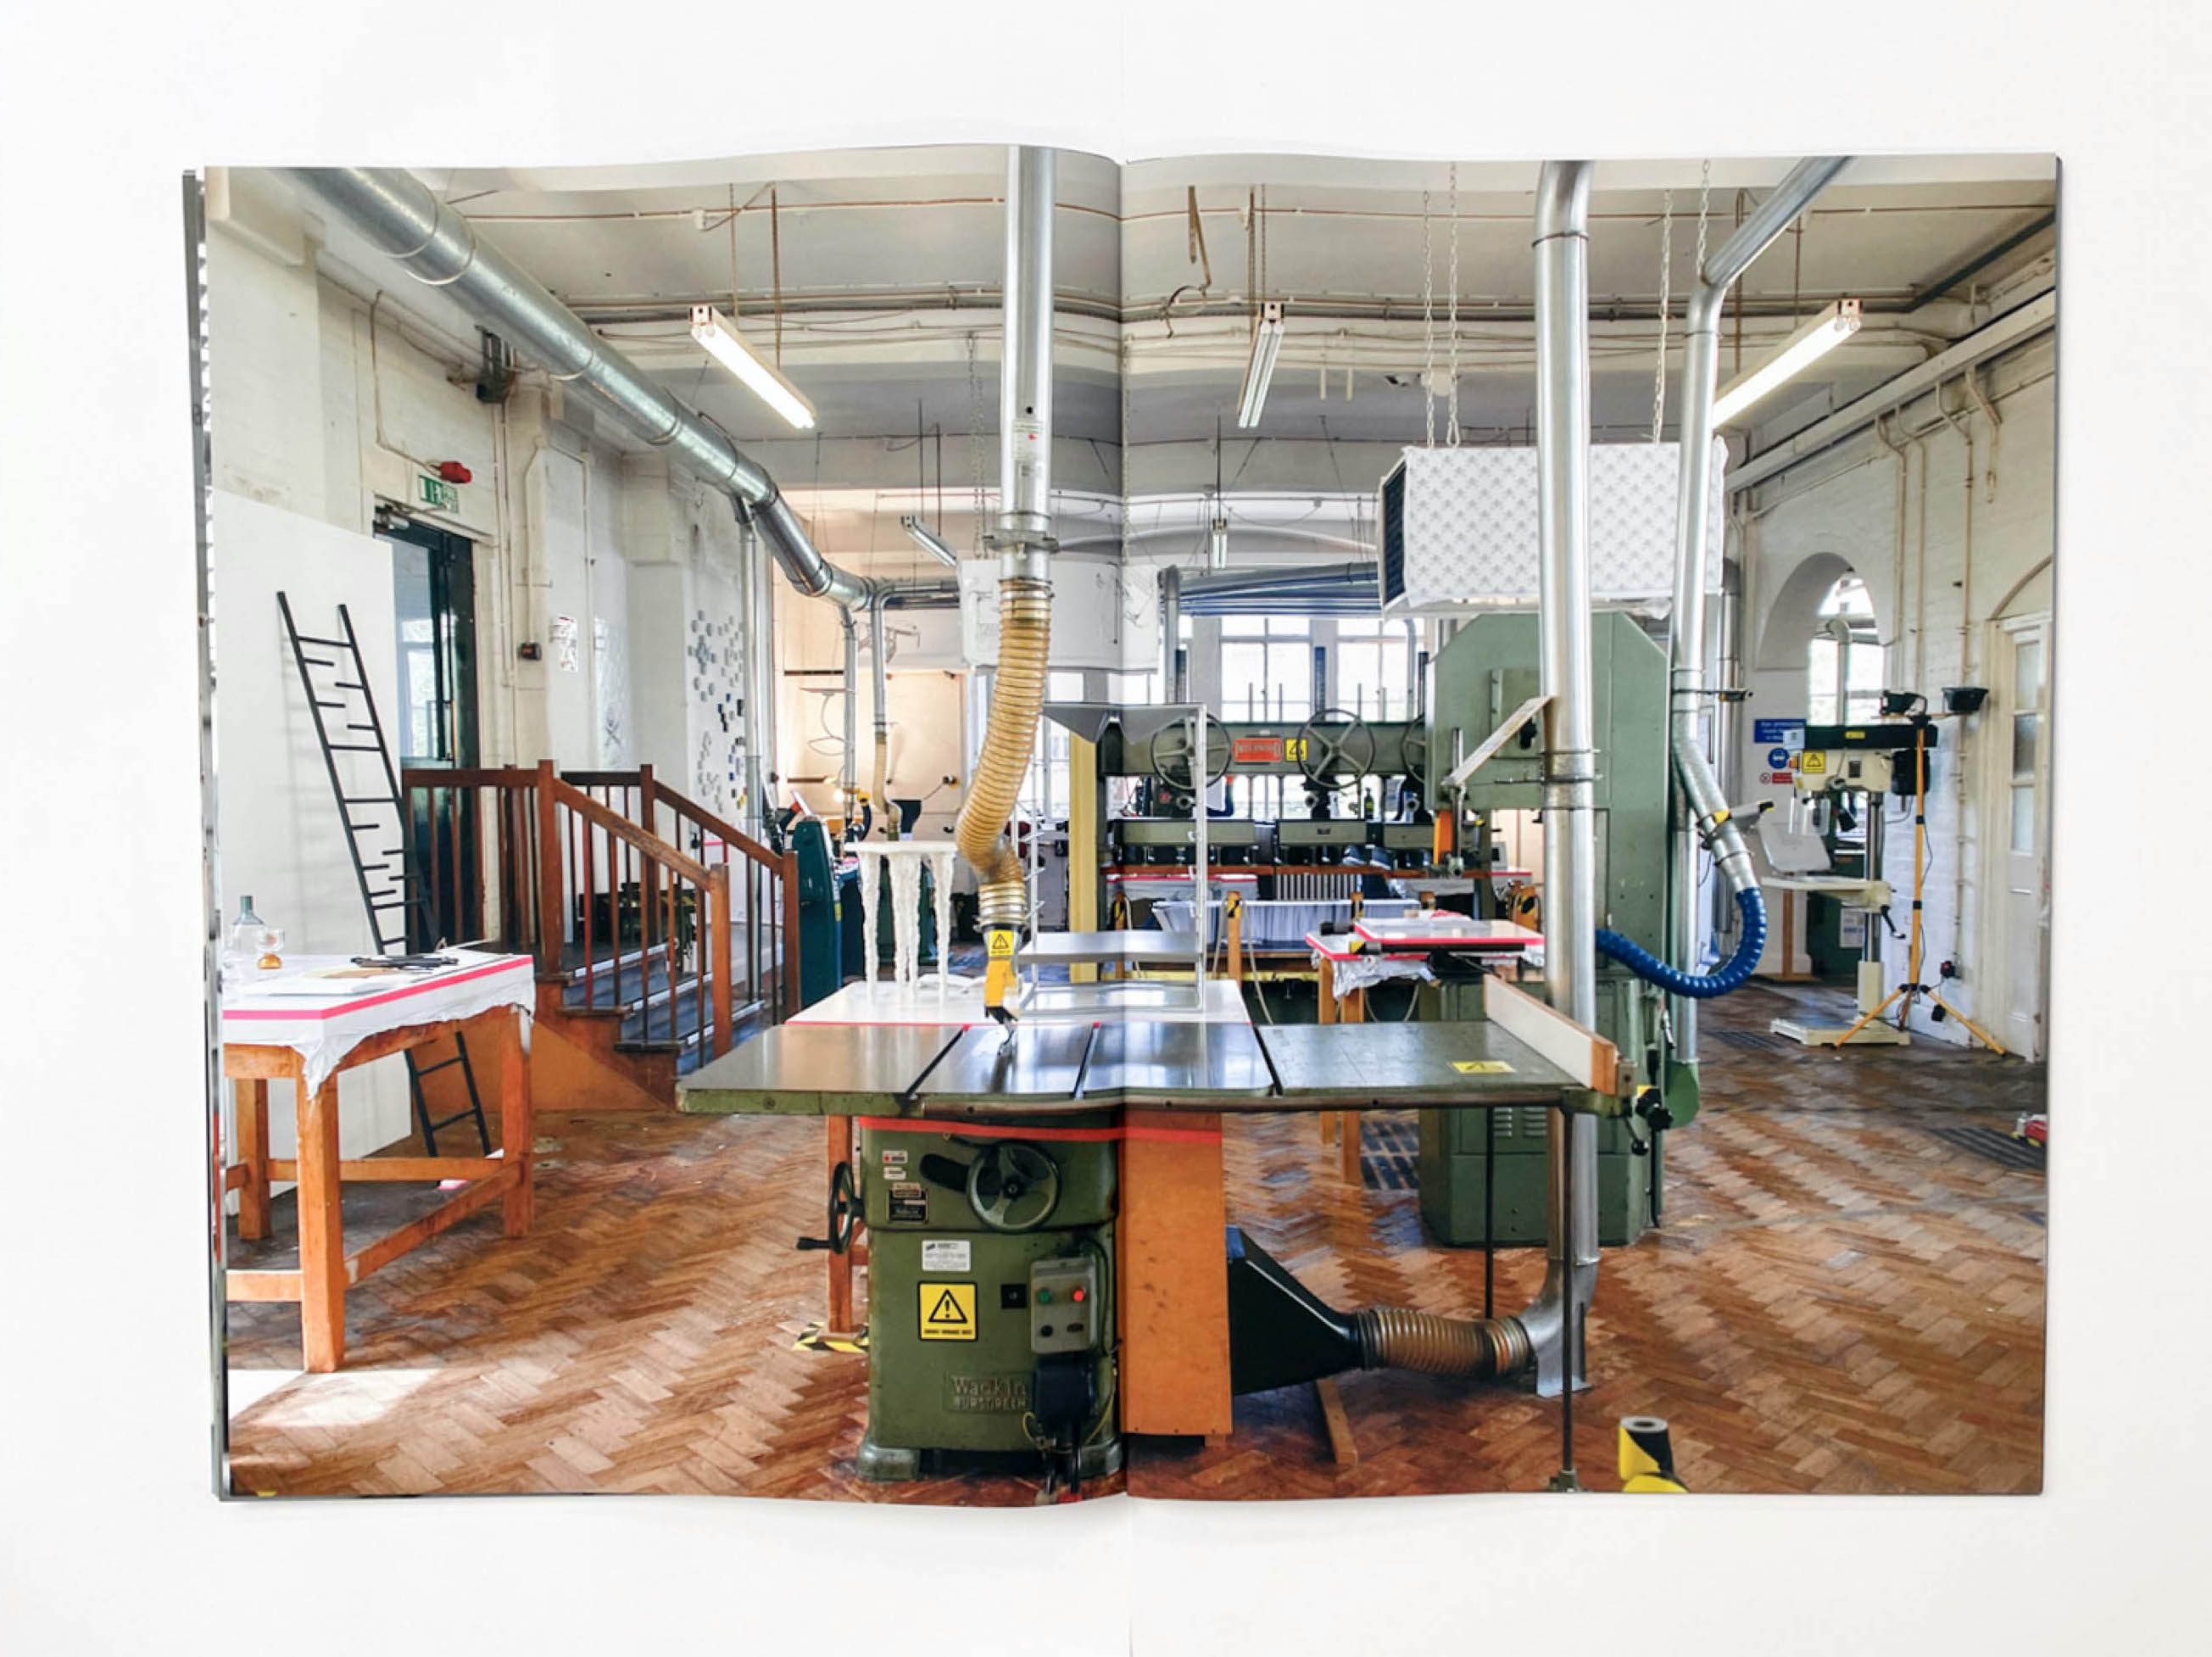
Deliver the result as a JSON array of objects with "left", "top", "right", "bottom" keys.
[{"left": 1232, "top": 735, "right": 1285, "bottom": 765}]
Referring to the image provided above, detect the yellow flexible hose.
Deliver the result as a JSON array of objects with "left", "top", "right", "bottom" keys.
[{"left": 956, "top": 577, "right": 1052, "bottom": 929}]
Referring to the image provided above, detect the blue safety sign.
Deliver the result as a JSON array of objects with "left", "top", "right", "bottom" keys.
[
  {"left": 1767, "top": 746, "right": 1792, "bottom": 769},
  {"left": 1753, "top": 717, "right": 1807, "bottom": 749}
]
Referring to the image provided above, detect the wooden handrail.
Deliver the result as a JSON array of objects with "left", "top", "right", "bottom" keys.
[
  {"left": 403, "top": 761, "right": 796, "bottom": 1028},
  {"left": 650, "top": 779, "right": 783, "bottom": 873},
  {"left": 549, "top": 778, "right": 712, "bottom": 886},
  {"left": 400, "top": 766, "right": 541, "bottom": 789}
]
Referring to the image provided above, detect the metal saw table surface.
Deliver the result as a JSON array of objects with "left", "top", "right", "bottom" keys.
[{"left": 679, "top": 1014, "right": 1585, "bottom": 1117}]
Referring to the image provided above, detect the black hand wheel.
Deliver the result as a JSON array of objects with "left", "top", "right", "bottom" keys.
[
  {"left": 1399, "top": 726, "right": 1429, "bottom": 791},
  {"left": 965, "top": 1141, "right": 1061, "bottom": 1233},
  {"left": 1149, "top": 715, "right": 1231, "bottom": 793},
  {"left": 797, "top": 1159, "right": 863, "bottom": 1253},
  {"left": 1295, "top": 708, "right": 1377, "bottom": 789},
  {"left": 827, "top": 1159, "right": 861, "bottom": 1253}
]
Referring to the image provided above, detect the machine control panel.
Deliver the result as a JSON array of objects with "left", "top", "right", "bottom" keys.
[{"left": 1028, "top": 1256, "right": 1100, "bottom": 1354}]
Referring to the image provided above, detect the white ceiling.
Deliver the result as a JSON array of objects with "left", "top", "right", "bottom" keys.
[{"left": 300, "top": 146, "right": 2056, "bottom": 493}]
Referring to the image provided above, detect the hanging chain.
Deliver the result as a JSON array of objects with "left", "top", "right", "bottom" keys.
[
  {"left": 966, "top": 330, "right": 986, "bottom": 552},
  {"left": 1421, "top": 190, "right": 1436, "bottom": 447},
  {"left": 1650, "top": 189, "right": 1674, "bottom": 444},
  {"left": 1446, "top": 162, "right": 1462, "bottom": 445},
  {"left": 1695, "top": 159, "right": 1712, "bottom": 282}
]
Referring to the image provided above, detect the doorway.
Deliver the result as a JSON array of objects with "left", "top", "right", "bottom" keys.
[
  {"left": 1991, "top": 614, "right": 2052, "bottom": 1059},
  {"left": 379, "top": 515, "right": 481, "bottom": 947}
]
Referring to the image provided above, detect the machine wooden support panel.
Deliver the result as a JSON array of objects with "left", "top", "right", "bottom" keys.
[
  {"left": 1117, "top": 1108, "right": 1234, "bottom": 1437},
  {"left": 1480, "top": 975, "right": 1620, "bottom": 1095}
]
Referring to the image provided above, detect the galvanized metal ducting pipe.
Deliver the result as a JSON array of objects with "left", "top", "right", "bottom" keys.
[
  {"left": 957, "top": 147, "right": 1057, "bottom": 979},
  {"left": 840, "top": 606, "right": 861, "bottom": 827},
  {"left": 1653, "top": 158, "right": 1850, "bottom": 1058},
  {"left": 869, "top": 593, "right": 893, "bottom": 836},
  {"left": 1159, "top": 566, "right": 1182, "bottom": 694},
  {"left": 1513, "top": 160, "right": 1602, "bottom": 1399},
  {"left": 281, "top": 168, "right": 938, "bottom": 616}
]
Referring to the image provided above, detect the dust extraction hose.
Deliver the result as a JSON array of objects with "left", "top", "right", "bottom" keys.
[
  {"left": 955, "top": 577, "right": 1052, "bottom": 929},
  {"left": 1596, "top": 886, "right": 1769, "bottom": 1000},
  {"left": 1357, "top": 1307, "right": 1533, "bottom": 1379}
]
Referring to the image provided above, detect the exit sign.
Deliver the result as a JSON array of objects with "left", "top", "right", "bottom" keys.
[{"left": 417, "top": 473, "right": 459, "bottom": 512}]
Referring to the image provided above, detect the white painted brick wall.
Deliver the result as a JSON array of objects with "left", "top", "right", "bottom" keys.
[{"left": 1742, "top": 334, "right": 2055, "bottom": 1045}]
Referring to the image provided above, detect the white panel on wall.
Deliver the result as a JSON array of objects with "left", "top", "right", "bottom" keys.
[
  {"left": 688, "top": 560, "right": 749, "bottom": 823},
  {"left": 209, "top": 488, "right": 411, "bottom": 1162},
  {"left": 626, "top": 561, "right": 691, "bottom": 789},
  {"left": 536, "top": 445, "right": 593, "bottom": 767},
  {"left": 206, "top": 229, "right": 326, "bottom": 515},
  {"left": 588, "top": 452, "right": 631, "bottom": 767}
]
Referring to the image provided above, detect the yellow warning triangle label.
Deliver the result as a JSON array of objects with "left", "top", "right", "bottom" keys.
[
  {"left": 919, "top": 1281, "right": 977, "bottom": 1340},
  {"left": 927, "top": 1290, "right": 967, "bottom": 1324}
]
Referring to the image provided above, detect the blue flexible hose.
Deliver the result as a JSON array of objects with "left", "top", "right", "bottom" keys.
[{"left": 1596, "top": 888, "right": 1769, "bottom": 1000}]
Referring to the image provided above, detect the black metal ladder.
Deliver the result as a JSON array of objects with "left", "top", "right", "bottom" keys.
[{"left": 277, "top": 592, "right": 492, "bottom": 1156}]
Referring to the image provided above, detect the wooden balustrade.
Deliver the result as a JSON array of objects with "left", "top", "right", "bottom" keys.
[{"left": 401, "top": 763, "right": 797, "bottom": 1058}]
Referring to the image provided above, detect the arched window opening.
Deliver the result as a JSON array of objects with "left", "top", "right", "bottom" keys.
[{"left": 1807, "top": 574, "right": 1883, "bottom": 723}]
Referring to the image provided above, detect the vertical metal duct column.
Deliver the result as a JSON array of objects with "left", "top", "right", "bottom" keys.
[
  {"left": 1663, "top": 157, "right": 1849, "bottom": 1060},
  {"left": 957, "top": 147, "right": 1057, "bottom": 1016},
  {"left": 1520, "top": 160, "right": 1600, "bottom": 1398},
  {"left": 840, "top": 606, "right": 861, "bottom": 825},
  {"left": 1160, "top": 566, "right": 1182, "bottom": 695},
  {"left": 870, "top": 593, "right": 893, "bottom": 834}
]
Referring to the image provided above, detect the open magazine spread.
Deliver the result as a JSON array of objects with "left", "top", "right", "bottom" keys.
[{"left": 200, "top": 143, "right": 2057, "bottom": 1505}]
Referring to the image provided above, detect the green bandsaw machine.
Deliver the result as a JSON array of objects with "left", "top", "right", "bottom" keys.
[{"left": 1420, "top": 611, "right": 1684, "bottom": 1247}]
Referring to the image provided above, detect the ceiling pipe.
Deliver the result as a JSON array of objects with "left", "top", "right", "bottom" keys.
[
  {"left": 1662, "top": 158, "right": 1849, "bottom": 1064},
  {"left": 281, "top": 167, "right": 950, "bottom": 614},
  {"left": 1182, "top": 561, "right": 1375, "bottom": 599}
]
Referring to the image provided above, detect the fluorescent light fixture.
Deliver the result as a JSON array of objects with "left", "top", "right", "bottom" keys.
[
  {"left": 1711, "top": 298, "right": 1862, "bottom": 427},
  {"left": 688, "top": 304, "right": 816, "bottom": 430},
  {"left": 900, "top": 516, "right": 960, "bottom": 567},
  {"left": 1234, "top": 300, "right": 1285, "bottom": 429},
  {"left": 1207, "top": 516, "right": 1229, "bottom": 571}
]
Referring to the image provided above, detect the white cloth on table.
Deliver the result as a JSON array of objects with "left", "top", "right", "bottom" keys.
[
  {"left": 1323, "top": 953, "right": 1435, "bottom": 1000},
  {"left": 1156, "top": 897, "right": 1418, "bottom": 951},
  {"left": 220, "top": 950, "right": 536, "bottom": 1091}
]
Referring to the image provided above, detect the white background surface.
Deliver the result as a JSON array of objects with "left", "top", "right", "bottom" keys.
[
  {"left": 3, "top": 5, "right": 2206, "bottom": 1654},
  {"left": 208, "top": 488, "right": 415, "bottom": 1157}
]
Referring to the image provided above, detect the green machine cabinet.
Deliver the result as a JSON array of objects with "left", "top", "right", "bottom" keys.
[
  {"left": 1418, "top": 976, "right": 1656, "bottom": 1246},
  {"left": 787, "top": 817, "right": 841, "bottom": 1011},
  {"left": 855, "top": 1116, "right": 1121, "bottom": 1482},
  {"left": 1418, "top": 611, "right": 1671, "bottom": 1247}
]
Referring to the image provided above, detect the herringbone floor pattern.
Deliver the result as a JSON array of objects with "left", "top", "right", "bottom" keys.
[{"left": 226, "top": 982, "right": 2046, "bottom": 1501}]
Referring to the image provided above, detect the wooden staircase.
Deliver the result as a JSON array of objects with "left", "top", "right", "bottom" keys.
[{"left": 402, "top": 761, "right": 799, "bottom": 1111}]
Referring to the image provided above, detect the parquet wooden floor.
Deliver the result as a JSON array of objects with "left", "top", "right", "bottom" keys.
[{"left": 226, "top": 980, "right": 2046, "bottom": 1501}]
